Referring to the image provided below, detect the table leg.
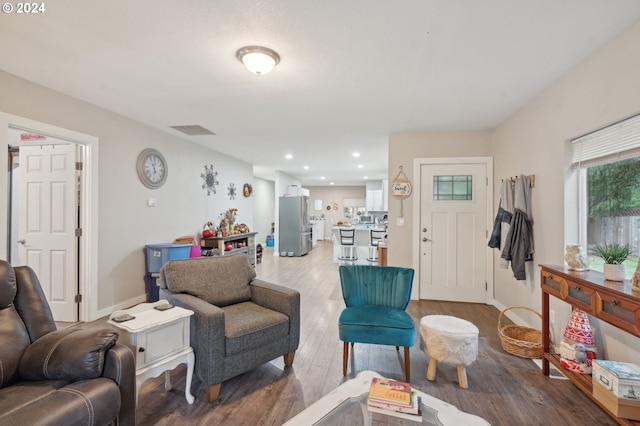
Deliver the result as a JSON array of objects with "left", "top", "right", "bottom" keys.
[
  {"left": 164, "top": 370, "right": 172, "bottom": 391},
  {"left": 359, "top": 401, "right": 372, "bottom": 426},
  {"left": 427, "top": 358, "right": 437, "bottom": 381},
  {"left": 457, "top": 365, "right": 468, "bottom": 388},
  {"left": 185, "top": 350, "right": 195, "bottom": 404},
  {"left": 542, "top": 289, "right": 550, "bottom": 376}
]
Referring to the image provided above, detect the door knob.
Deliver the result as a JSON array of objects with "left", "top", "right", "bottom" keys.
[
  {"left": 18, "top": 239, "right": 26, "bottom": 245},
  {"left": 422, "top": 237, "right": 431, "bottom": 242}
]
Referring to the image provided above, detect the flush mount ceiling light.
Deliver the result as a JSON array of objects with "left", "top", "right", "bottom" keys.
[{"left": 236, "top": 46, "right": 280, "bottom": 76}]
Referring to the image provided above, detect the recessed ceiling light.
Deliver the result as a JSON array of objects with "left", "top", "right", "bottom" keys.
[
  {"left": 363, "top": 176, "right": 368, "bottom": 179},
  {"left": 352, "top": 152, "right": 360, "bottom": 158},
  {"left": 357, "top": 164, "right": 364, "bottom": 169},
  {"left": 321, "top": 176, "right": 326, "bottom": 180},
  {"left": 303, "top": 165, "right": 309, "bottom": 170},
  {"left": 285, "top": 154, "right": 293, "bottom": 160},
  {"left": 330, "top": 182, "right": 335, "bottom": 185}
]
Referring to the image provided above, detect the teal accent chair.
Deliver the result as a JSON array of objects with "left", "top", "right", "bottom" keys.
[{"left": 338, "top": 265, "right": 415, "bottom": 382}]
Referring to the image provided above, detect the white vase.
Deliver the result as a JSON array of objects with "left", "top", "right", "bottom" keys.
[
  {"left": 565, "top": 245, "right": 589, "bottom": 271},
  {"left": 603, "top": 263, "right": 625, "bottom": 281}
]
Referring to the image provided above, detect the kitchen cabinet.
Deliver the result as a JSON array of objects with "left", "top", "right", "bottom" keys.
[
  {"left": 366, "top": 180, "right": 386, "bottom": 212},
  {"left": 382, "top": 178, "right": 389, "bottom": 211},
  {"left": 366, "top": 190, "right": 383, "bottom": 211}
]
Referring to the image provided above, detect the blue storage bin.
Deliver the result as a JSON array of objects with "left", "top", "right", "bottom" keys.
[
  {"left": 145, "top": 273, "right": 159, "bottom": 302},
  {"left": 266, "top": 237, "right": 274, "bottom": 247},
  {"left": 144, "top": 243, "right": 192, "bottom": 273}
]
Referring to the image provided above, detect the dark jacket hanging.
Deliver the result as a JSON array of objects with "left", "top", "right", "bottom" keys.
[
  {"left": 488, "top": 179, "right": 514, "bottom": 250},
  {"left": 501, "top": 175, "right": 534, "bottom": 280}
]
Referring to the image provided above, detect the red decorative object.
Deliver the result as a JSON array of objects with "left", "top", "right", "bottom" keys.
[{"left": 558, "top": 308, "right": 597, "bottom": 374}]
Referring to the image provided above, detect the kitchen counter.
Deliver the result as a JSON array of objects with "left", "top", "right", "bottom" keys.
[
  {"left": 332, "top": 226, "right": 386, "bottom": 246},
  {"left": 331, "top": 226, "right": 386, "bottom": 264}
]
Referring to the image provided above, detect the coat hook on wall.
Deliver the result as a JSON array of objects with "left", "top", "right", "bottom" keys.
[{"left": 504, "top": 174, "right": 536, "bottom": 188}]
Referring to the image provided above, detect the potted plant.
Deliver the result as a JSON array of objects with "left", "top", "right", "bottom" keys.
[{"left": 592, "top": 243, "right": 630, "bottom": 281}]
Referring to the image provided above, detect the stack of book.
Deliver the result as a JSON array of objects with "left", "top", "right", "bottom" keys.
[{"left": 367, "top": 377, "right": 421, "bottom": 422}]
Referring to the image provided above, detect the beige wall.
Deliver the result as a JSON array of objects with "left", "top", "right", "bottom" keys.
[
  {"left": 491, "top": 19, "right": 640, "bottom": 361},
  {"left": 387, "top": 131, "right": 492, "bottom": 268},
  {"left": 307, "top": 186, "right": 366, "bottom": 239},
  {"left": 3, "top": 17, "right": 640, "bottom": 360},
  {"left": 388, "top": 20, "right": 640, "bottom": 362},
  {"left": 0, "top": 70, "right": 256, "bottom": 319}
]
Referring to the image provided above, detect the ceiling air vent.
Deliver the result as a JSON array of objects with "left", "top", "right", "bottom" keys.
[{"left": 170, "top": 125, "right": 216, "bottom": 136}]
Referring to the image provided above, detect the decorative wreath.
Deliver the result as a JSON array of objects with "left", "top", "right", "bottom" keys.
[{"left": 243, "top": 183, "right": 253, "bottom": 197}]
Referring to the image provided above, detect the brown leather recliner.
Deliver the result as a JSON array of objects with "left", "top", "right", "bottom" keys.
[{"left": 0, "top": 260, "right": 136, "bottom": 425}]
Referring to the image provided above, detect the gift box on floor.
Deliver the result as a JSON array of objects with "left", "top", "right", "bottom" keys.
[{"left": 593, "top": 381, "right": 640, "bottom": 420}]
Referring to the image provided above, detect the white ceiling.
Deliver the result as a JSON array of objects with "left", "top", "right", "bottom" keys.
[{"left": 2, "top": 1, "right": 640, "bottom": 186}]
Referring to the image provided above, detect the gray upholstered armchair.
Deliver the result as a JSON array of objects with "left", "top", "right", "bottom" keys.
[{"left": 158, "top": 254, "right": 300, "bottom": 402}]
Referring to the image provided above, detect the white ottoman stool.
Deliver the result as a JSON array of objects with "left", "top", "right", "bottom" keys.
[{"left": 419, "top": 315, "right": 479, "bottom": 388}]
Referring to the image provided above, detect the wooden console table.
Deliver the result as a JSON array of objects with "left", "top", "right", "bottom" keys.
[{"left": 540, "top": 264, "right": 640, "bottom": 425}]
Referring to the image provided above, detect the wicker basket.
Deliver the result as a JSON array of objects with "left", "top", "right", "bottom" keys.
[{"left": 498, "top": 306, "right": 543, "bottom": 359}]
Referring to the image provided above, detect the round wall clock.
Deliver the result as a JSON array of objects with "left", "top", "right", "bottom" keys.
[{"left": 137, "top": 148, "right": 168, "bottom": 189}]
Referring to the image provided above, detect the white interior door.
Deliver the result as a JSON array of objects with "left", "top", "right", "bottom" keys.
[
  {"left": 419, "top": 162, "right": 488, "bottom": 303},
  {"left": 18, "top": 144, "right": 78, "bottom": 321}
]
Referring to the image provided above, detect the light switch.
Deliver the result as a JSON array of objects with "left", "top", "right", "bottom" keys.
[
  {"left": 396, "top": 217, "right": 405, "bottom": 226},
  {"left": 147, "top": 198, "right": 157, "bottom": 207}
]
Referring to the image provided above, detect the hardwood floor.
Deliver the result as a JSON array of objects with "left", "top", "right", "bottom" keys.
[{"left": 134, "top": 241, "right": 615, "bottom": 425}]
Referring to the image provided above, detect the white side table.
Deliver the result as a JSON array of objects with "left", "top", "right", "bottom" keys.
[{"left": 109, "top": 300, "right": 195, "bottom": 404}]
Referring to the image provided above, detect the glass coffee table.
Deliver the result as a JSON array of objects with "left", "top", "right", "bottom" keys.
[{"left": 283, "top": 371, "right": 490, "bottom": 425}]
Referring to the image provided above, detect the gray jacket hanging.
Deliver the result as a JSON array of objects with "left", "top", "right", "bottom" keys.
[{"left": 501, "top": 175, "right": 534, "bottom": 280}]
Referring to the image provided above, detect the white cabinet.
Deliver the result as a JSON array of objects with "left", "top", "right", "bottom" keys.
[
  {"left": 311, "top": 219, "right": 325, "bottom": 245},
  {"left": 366, "top": 190, "right": 383, "bottom": 211},
  {"left": 366, "top": 181, "right": 385, "bottom": 212},
  {"left": 109, "top": 300, "right": 195, "bottom": 404},
  {"left": 382, "top": 179, "right": 389, "bottom": 211}
]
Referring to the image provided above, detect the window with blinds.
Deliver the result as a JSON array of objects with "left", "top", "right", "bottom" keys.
[
  {"left": 570, "top": 113, "right": 640, "bottom": 279},
  {"left": 572, "top": 113, "right": 640, "bottom": 168}
]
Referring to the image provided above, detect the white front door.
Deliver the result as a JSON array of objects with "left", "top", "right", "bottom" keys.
[
  {"left": 418, "top": 162, "right": 489, "bottom": 303},
  {"left": 18, "top": 144, "right": 78, "bottom": 321}
]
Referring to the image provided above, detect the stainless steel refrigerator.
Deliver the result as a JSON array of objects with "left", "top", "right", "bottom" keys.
[{"left": 279, "top": 195, "right": 312, "bottom": 256}]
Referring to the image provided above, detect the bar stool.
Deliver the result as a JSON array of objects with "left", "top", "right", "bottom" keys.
[
  {"left": 367, "top": 229, "right": 386, "bottom": 262},
  {"left": 337, "top": 228, "right": 357, "bottom": 261}
]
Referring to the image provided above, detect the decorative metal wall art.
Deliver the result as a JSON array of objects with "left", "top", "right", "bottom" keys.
[
  {"left": 201, "top": 164, "right": 219, "bottom": 196},
  {"left": 228, "top": 183, "right": 237, "bottom": 200}
]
